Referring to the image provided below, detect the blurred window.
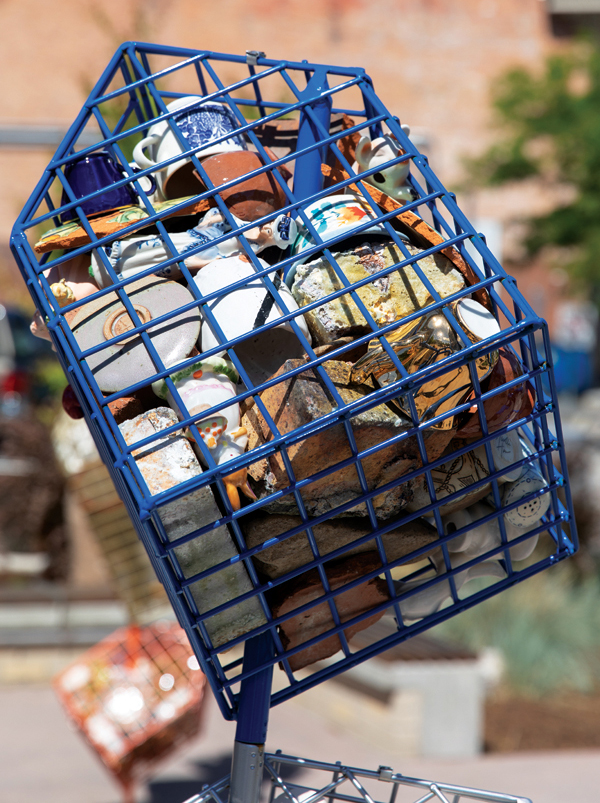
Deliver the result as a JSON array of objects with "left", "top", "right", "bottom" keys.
[{"left": 547, "top": 1, "right": 600, "bottom": 36}]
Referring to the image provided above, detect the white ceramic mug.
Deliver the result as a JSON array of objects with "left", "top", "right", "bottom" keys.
[
  {"left": 193, "top": 254, "right": 311, "bottom": 386},
  {"left": 132, "top": 96, "right": 247, "bottom": 201}
]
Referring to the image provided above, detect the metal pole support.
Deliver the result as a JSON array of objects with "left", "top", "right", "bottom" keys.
[{"left": 229, "top": 632, "right": 274, "bottom": 803}]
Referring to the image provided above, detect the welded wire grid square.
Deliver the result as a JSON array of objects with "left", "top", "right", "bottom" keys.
[
  {"left": 183, "top": 752, "right": 532, "bottom": 803},
  {"left": 10, "top": 42, "right": 576, "bottom": 720}
]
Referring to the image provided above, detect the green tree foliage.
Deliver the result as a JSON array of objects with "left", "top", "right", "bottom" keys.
[
  {"left": 470, "top": 43, "right": 600, "bottom": 287},
  {"left": 434, "top": 567, "right": 600, "bottom": 696}
]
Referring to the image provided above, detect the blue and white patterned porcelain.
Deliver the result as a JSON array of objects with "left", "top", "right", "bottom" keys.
[
  {"left": 90, "top": 208, "right": 296, "bottom": 287},
  {"left": 132, "top": 96, "right": 247, "bottom": 201},
  {"left": 173, "top": 102, "right": 246, "bottom": 156}
]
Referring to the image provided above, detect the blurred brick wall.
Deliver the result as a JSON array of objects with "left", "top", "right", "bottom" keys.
[{"left": 0, "top": 0, "right": 562, "bottom": 302}]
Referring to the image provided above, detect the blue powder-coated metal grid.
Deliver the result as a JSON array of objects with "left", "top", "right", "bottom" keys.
[{"left": 10, "top": 42, "right": 577, "bottom": 723}]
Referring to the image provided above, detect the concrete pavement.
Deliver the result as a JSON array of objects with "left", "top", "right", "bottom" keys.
[{"left": 1, "top": 683, "right": 598, "bottom": 803}]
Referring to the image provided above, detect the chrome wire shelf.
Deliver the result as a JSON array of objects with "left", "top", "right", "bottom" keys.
[{"left": 184, "top": 752, "right": 532, "bottom": 803}]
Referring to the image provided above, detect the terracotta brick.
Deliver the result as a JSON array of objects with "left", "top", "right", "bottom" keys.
[
  {"left": 243, "top": 358, "right": 454, "bottom": 518},
  {"left": 271, "top": 553, "right": 390, "bottom": 671}
]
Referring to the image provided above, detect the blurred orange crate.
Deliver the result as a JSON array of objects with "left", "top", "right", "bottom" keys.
[{"left": 53, "top": 621, "right": 208, "bottom": 801}]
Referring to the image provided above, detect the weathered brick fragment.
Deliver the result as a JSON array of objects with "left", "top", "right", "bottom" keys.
[
  {"left": 271, "top": 553, "right": 390, "bottom": 671},
  {"left": 120, "top": 408, "right": 266, "bottom": 647},
  {"left": 243, "top": 359, "right": 454, "bottom": 518},
  {"left": 241, "top": 512, "right": 439, "bottom": 579}
]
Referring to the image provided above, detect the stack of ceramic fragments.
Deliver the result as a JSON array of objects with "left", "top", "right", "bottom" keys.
[{"left": 33, "top": 97, "right": 544, "bottom": 670}]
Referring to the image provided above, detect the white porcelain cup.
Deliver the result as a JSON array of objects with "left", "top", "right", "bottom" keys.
[
  {"left": 132, "top": 96, "right": 247, "bottom": 201},
  {"left": 193, "top": 255, "right": 311, "bottom": 386}
]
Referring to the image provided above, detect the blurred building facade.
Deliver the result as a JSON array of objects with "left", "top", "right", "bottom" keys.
[
  {"left": 3, "top": 0, "right": 598, "bottom": 377},
  {"left": 0, "top": 0, "right": 577, "bottom": 258}
]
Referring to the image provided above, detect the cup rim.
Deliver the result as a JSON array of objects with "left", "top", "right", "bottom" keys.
[{"left": 285, "top": 193, "right": 393, "bottom": 285}]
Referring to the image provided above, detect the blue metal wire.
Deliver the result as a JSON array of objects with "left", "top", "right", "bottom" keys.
[{"left": 10, "top": 42, "right": 577, "bottom": 723}]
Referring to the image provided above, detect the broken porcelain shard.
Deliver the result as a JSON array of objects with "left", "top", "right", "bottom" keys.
[
  {"left": 442, "top": 500, "right": 541, "bottom": 564},
  {"left": 67, "top": 275, "right": 201, "bottom": 394},
  {"left": 90, "top": 207, "right": 296, "bottom": 287},
  {"left": 193, "top": 253, "right": 310, "bottom": 387},
  {"left": 291, "top": 239, "right": 465, "bottom": 345},
  {"left": 352, "top": 132, "right": 416, "bottom": 203},
  {"left": 394, "top": 557, "right": 507, "bottom": 623},
  {"left": 152, "top": 356, "right": 254, "bottom": 511},
  {"left": 351, "top": 298, "right": 500, "bottom": 430},
  {"left": 44, "top": 252, "right": 99, "bottom": 304},
  {"left": 287, "top": 193, "right": 395, "bottom": 285},
  {"left": 407, "top": 429, "right": 524, "bottom": 516}
]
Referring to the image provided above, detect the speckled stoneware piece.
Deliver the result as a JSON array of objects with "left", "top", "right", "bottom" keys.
[{"left": 68, "top": 276, "right": 201, "bottom": 393}]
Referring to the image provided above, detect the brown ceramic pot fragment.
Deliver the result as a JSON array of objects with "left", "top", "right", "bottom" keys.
[
  {"left": 107, "top": 395, "right": 146, "bottom": 425},
  {"left": 242, "top": 358, "right": 454, "bottom": 518},
  {"left": 197, "top": 151, "right": 288, "bottom": 221},
  {"left": 271, "top": 552, "right": 390, "bottom": 671}
]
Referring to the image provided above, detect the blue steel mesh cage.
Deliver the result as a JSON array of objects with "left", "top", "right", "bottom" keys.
[{"left": 10, "top": 42, "right": 576, "bottom": 723}]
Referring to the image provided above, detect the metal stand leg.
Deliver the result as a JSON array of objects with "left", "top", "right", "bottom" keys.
[{"left": 229, "top": 633, "right": 274, "bottom": 803}]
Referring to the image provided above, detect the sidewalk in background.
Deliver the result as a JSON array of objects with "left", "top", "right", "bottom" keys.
[{"left": 1, "top": 683, "right": 598, "bottom": 803}]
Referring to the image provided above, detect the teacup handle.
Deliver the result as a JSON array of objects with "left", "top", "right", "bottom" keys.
[
  {"left": 130, "top": 165, "right": 157, "bottom": 196},
  {"left": 132, "top": 133, "right": 165, "bottom": 171}
]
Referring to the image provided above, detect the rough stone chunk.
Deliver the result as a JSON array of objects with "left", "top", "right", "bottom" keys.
[
  {"left": 119, "top": 408, "right": 266, "bottom": 647},
  {"left": 242, "top": 512, "right": 440, "bottom": 579},
  {"left": 243, "top": 359, "right": 454, "bottom": 518},
  {"left": 291, "top": 240, "right": 465, "bottom": 345},
  {"left": 271, "top": 553, "right": 390, "bottom": 671}
]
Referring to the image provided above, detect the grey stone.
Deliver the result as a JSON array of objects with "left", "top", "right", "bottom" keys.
[
  {"left": 292, "top": 240, "right": 466, "bottom": 345},
  {"left": 241, "top": 512, "right": 440, "bottom": 579},
  {"left": 120, "top": 408, "right": 266, "bottom": 647}
]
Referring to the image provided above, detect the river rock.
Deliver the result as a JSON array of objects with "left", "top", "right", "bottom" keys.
[
  {"left": 241, "top": 512, "right": 440, "bottom": 579},
  {"left": 120, "top": 407, "right": 266, "bottom": 647},
  {"left": 242, "top": 359, "right": 455, "bottom": 518},
  {"left": 291, "top": 240, "right": 465, "bottom": 345}
]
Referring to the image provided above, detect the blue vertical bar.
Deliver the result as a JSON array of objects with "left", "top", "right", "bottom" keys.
[
  {"left": 293, "top": 67, "right": 332, "bottom": 201},
  {"left": 235, "top": 631, "right": 274, "bottom": 743},
  {"left": 361, "top": 80, "right": 383, "bottom": 140},
  {"left": 230, "top": 632, "right": 274, "bottom": 803}
]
